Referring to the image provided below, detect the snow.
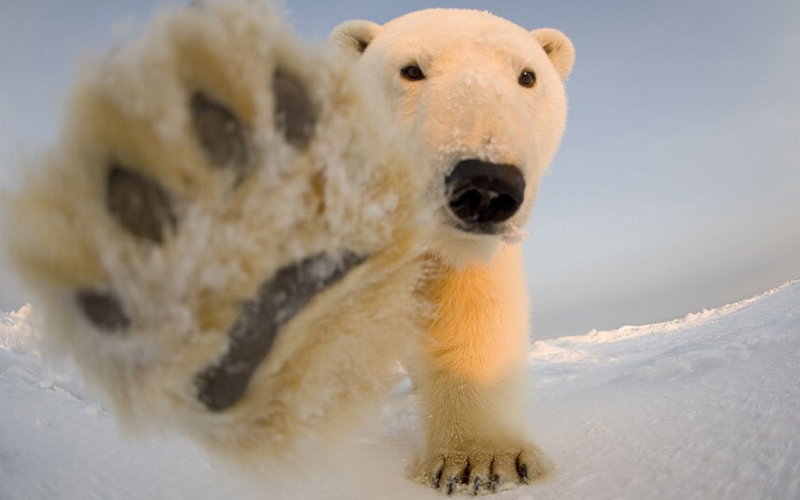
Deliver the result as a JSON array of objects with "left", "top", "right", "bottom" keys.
[{"left": 1, "top": 282, "right": 798, "bottom": 499}]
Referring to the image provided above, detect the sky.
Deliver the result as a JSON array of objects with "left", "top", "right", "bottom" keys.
[{"left": 1, "top": 0, "right": 798, "bottom": 338}]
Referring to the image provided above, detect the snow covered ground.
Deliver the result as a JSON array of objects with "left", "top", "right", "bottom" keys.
[{"left": 2, "top": 281, "right": 798, "bottom": 499}]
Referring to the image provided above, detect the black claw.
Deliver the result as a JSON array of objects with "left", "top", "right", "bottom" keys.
[
  {"left": 461, "top": 461, "right": 471, "bottom": 485},
  {"left": 106, "top": 165, "right": 176, "bottom": 243},
  {"left": 472, "top": 477, "right": 483, "bottom": 496},
  {"left": 77, "top": 290, "right": 130, "bottom": 332},
  {"left": 488, "top": 457, "right": 498, "bottom": 492},
  {"left": 489, "top": 474, "right": 500, "bottom": 493},
  {"left": 516, "top": 454, "right": 529, "bottom": 483},
  {"left": 272, "top": 70, "right": 317, "bottom": 148},
  {"left": 433, "top": 468, "right": 443, "bottom": 489},
  {"left": 195, "top": 251, "right": 366, "bottom": 411},
  {"left": 446, "top": 477, "right": 457, "bottom": 496}
]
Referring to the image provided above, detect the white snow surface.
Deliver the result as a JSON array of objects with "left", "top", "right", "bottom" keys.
[{"left": 1, "top": 282, "right": 798, "bottom": 499}]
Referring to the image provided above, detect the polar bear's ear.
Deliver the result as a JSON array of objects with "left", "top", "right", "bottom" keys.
[
  {"left": 531, "top": 28, "right": 575, "bottom": 80},
  {"left": 330, "top": 20, "right": 381, "bottom": 58}
]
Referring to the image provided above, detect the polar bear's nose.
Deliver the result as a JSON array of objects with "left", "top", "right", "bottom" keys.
[{"left": 445, "top": 159, "right": 525, "bottom": 228}]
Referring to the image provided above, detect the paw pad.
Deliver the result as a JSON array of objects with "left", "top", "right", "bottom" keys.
[
  {"left": 77, "top": 290, "right": 130, "bottom": 331},
  {"left": 106, "top": 165, "right": 177, "bottom": 244},
  {"left": 190, "top": 92, "right": 249, "bottom": 172},
  {"left": 272, "top": 71, "right": 317, "bottom": 148},
  {"left": 195, "top": 251, "right": 366, "bottom": 411}
]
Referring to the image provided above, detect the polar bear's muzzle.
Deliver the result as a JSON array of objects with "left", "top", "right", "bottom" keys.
[{"left": 445, "top": 159, "right": 525, "bottom": 234}]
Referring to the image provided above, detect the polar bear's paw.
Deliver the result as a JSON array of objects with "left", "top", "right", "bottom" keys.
[
  {"left": 415, "top": 445, "right": 551, "bottom": 495},
  {"left": 5, "top": 0, "right": 425, "bottom": 460}
]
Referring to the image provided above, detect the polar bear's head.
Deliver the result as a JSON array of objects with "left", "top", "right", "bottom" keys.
[{"left": 332, "top": 9, "right": 574, "bottom": 264}]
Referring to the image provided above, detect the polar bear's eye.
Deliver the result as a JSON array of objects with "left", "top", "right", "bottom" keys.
[
  {"left": 518, "top": 70, "right": 536, "bottom": 88},
  {"left": 401, "top": 65, "right": 425, "bottom": 81}
]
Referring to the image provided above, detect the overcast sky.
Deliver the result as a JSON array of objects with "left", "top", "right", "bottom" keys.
[{"left": 1, "top": 0, "right": 798, "bottom": 338}]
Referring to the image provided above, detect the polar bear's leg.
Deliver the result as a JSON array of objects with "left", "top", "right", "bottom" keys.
[
  {"left": 415, "top": 243, "right": 551, "bottom": 495},
  {"left": 5, "top": 0, "right": 426, "bottom": 461}
]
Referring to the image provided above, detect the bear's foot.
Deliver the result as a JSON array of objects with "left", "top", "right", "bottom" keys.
[
  {"left": 5, "top": 0, "right": 427, "bottom": 461},
  {"left": 415, "top": 444, "right": 551, "bottom": 495}
]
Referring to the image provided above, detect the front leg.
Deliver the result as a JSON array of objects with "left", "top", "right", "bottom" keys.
[{"left": 415, "top": 243, "right": 551, "bottom": 495}]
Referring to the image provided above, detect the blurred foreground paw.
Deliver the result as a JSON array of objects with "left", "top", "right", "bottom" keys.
[{"left": 4, "top": 0, "right": 429, "bottom": 464}]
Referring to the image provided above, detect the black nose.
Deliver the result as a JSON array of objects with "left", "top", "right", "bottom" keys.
[{"left": 445, "top": 159, "right": 525, "bottom": 228}]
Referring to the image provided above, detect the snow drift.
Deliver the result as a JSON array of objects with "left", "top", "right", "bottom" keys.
[{"left": 1, "top": 281, "right": 798, "bottom": 499}]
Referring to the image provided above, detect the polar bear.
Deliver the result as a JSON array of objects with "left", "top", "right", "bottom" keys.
[
  {"left": 3, "top": 0, "right": 574, "bottom": 496},
  {"left": 331, "top": 9, "right": 574, "bottom": 495}
]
